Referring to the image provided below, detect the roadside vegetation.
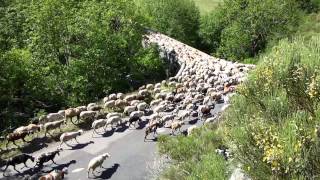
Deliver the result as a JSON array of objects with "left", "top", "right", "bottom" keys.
[{"left": 158, "top": 0, "right": 320, "bottom": 179}]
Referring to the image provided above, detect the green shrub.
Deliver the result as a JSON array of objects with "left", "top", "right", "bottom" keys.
[{"left": 225, "top": 34, "right": 320, "bottom": 179}]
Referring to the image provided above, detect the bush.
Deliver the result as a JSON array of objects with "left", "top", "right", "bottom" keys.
[
  {"left": 200, "top": 0, "right": 301, "bottom": 61},
  {"left": 224, "top": 34, "right": 320, "bottom": 179}
]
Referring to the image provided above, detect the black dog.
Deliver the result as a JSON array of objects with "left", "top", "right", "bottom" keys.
[
  {"left": 3, "top": 153, "right": 35, "bottom": 173},
  {"left": 36, "top": 149, "right": 61, "bottom": 167}
]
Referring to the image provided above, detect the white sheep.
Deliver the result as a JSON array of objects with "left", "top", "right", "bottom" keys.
[
  {"left": 117, "top": 93, "right": 125, "bottom": 100},
  {"left": 137, "top": 102, "right": 148, "bottom": 111},
  {"left": 171, "top": 121, "right": 185, "bottom": 135},
  {"left": 155, "top": 83, "right": 161, "bottom": 89},
  {"left": 105, "top": 116, "right": 122, "bottom": 129},
  {"left": 87, "top": 153, "right": 111, "bottom": 178},
  {"left": 92, "top": 119, "right": 107, "bottom": 136},
  {"left": 59, "top": 130, "right": 84, "bottom": 147},
  {"left": 41, "top": 113, "right": 64, "bottom": 123},
  {"left": 138, "top": 89, "right": 149, "bottom": 96},
  {"left": 153, "top": 88, "right": 161, "bottom": 94},
  {"left": 104, "top": 100, "right": 116, "bottom": 109},
  {"left": 43, "top": 120, "right": 65, "bottom": 136},
  {"left": 161, "top": 114, "right": 175, "bottom": 123},
  {"left": 124, "top": 106, "right": 136, "bottom": 115},
  {"left": 109, "top": 93, "right": 117, "bottom": 100},
  {"left": 80, "top": 111, "right": 96, "bottom": 121},
  {"left": 57, "top": 110, "right": 65, "bottom": 117},
  {"left": 107, "top": 112, "right": 122, "bottom": 119},
  {"left": 204, "top": 116, "right": 217, "bottom": 124},
  {"left": 153, "top": 104, "right": 166, "bottom": 113},
  {"left": 146, "top": 84, "right": 154, "bottom": 90},
  {"left": 130, "top": 111, "right": 144, "bottom": 118},
  {"left": 124, "top": 94, "right": 136, "bottom": 102},
  {"left": 103, "top": 96, "right": 109, "bottom": 104},
  {"left": 130, "top": 100, "right": 141, "bottom": 106},
  {"left": 150, "top": 99, "right": 162, "bottom": 107}
]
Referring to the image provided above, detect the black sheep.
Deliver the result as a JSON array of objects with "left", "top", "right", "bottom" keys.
[
  {"left": 3, "top": 153, "right": 35, "bottom": 173},
  {"left": 36, "top": 149, "right": 61, "bottom": 167},
  {"left": 128, "top": 116, "right": 142, "bottom": 127}
]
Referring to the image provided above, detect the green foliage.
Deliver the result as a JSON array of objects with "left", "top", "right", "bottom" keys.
[
  {"left": 158, "top": 125, "right": 228, "bottom": 179},
  {"left": 224, "top": 34, "right": 320, "bottom": 179},
  {"left": 139, "top": 0, "right": 201, "bottom": 46},
  {"left": 199, "top": 0, "right": 302, "bottom": 61},
  {"left": 0, "top": 0, "right": 166, "bottom": 132},
  {"left": 193, "top": 0, "right": 223, "bottom": 14}
]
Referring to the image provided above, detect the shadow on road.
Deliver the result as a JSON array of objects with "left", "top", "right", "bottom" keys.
[
  {"left": 188, "top": 118, "right": 199, "bottom": 125},
  {"left": 69, "top": 141, "right": 94, "bottom": 150},
  {"left": 135, "top": 121, "right": 148, "bottom": 130},
  {"left": 102, "top": 129, "right": 115, "bottom": 138},
  {"left": 95, "top": 163, "right": 120, "bottom": 179},
  {"left": 115, "top": 123, "right": 128, "bottom": 133}
]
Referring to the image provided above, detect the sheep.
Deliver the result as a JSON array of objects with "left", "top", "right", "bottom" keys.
[
  {"left": 153, "top": 104, "right": 166, "bottom": 113},
  {"left": 124, "top": 94, "right": 136, "bottom": 102},
  {"left": 171, "top": 121, "right": 185, "bottom": 135},
  {"left": 40, "top": 113, "right": 64, "bottom": 124},
  {"left": 107, "top": 112, "right": 122, "bottom": 119},
  {"left": 87, "top": 153, "right": 111, "bottom": 178},
  {"left": 105, "top": 116, "right": 122, "bottom": 129},
  {"left": 115, "top": 99, "right": 128, "bottom": 108},
  {"left": 124, "top": 106, "right": 136, "bottom": 115},
  {"left": 3, "top": 154, "right": 35, "bottom": 173},
  {"left": 14, "top": 124, "right": 42, "bottom": 134},
  {"left": 36, "top": 149, "right": 62, "bottom": 167},
  {"left": 130, "top": 111, "right": 144, "bottom": 118},
  {"left": 103, "top": 96, "right": 109, "bottom": 104},
  {"left": 109, "top": 93, "right": 117, "bottom": 100},
  {"left": 5, "top": 131, "right": 29, "bottom": 148},
  {"left": 144, "top": 121, "right": 161, "bottom": 141},
  {"left": 130, "top": 100, "right": 141, "bottom": 106},
  {"left": 137, "top": 102, "right": 148, "bottom": 111},
  {"left": 128, "top": 116, "right": 142, "bottom": 127},
  {"left": 161, "top": 114, "right": 175, "bottom": 124},
  {"left": 80, "top": 111, "right": 96, "bottom": 121},
  {"left": 204, "top": 116, "right": 217, "bottom": 124},
  {"left": 43, "top": 120, "right": 65, "bottom": 137},
  {"left": 104, "top": 100, "right": 116, "bottom": 109},
  {"left": 155, "top": 83, "right": 161, "bottom": 89},
  {"left": 150, "top": 99, "right": 162, "bottom": 107},
  {"left": 65, "top": 107, "right": 82, "bottom": 124},
  {"left": 117, "top": 93, "right": 125, "bottom": 100},
  {"left": 187, "top": 125, "right": 197, "bottom": 136},
  {"left": 139, "top": 89, "right": 149, "bottom": 97},
  {"left": 153, "top": 88, "right": 161, "bottom": 94},
  {"left": 146, "top": 84, "right": 154, "bottom": 90},
  {"left": 59, "top": 130, "right": 84, "bottom": 147},
  {"left": 39, "top": 167, "right": 68, "bottom": 180},
  {"left": 178, "top": 111, "right": 190, "bottom": 121},
  {"left": 57, "top": 110, "right": 65, "bottom": 117},
  {"left": 92, "top": 119, "right": 107, "bottom": 136}
]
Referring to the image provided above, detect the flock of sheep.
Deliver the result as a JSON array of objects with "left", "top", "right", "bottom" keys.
[{"left": 1, "top": 32, "right": 253, "bottom": 180}]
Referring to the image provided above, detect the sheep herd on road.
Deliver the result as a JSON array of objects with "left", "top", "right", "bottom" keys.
[{"left": 0, "top": 32, "right": 253, "bottom": 179}]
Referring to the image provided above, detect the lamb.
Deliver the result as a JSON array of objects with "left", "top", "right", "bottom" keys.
[
  {"left": 137, "top": 102, "right": 148, "bottom": 111},
  {"left": 36, "top": 149, "right": 62, "bottom": 167},
  {"left": 59, "top": 130, "right": 84, "bottom": 147},
  {"left": 92, "top": 119, "right": 107, "bottom": 136},
  {"left": 87, "top": 153, "right": 111, "bottom": 178},
  {"left": 80, "top": 111, "right": 96, "bottom": 121},
  {"left": 124, "top": 106, "right": 136, "bottom": 115},
  {"left": 43, "top": 120, "right": 65, "bottom": 137},
  {"left": 39, "top": 167, "right": 68, "bottom": 180},
  {"left": 3, "top": 153, "right": 35, "bottom": 173},
  {"left": 171, "top": 121, "right": 185, "bottom": 135},
  {"left": 6, "top": 131, "right": 29, "bottom": 148},
  {"left": 130, "top": 111, "right": 144, "bottom": 118}
]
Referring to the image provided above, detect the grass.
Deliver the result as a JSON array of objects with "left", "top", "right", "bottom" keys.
[{"left": 193, "top": 0, "right": 223, "bottom": 14}]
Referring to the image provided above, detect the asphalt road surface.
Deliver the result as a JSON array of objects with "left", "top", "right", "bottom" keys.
[{"left": 0, "top": 99, "right": 228, "bottom": 180}]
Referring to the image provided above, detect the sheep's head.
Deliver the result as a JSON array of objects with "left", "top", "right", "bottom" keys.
[{"left": 102, "top": 153, "right": 111, "bottom": 159}]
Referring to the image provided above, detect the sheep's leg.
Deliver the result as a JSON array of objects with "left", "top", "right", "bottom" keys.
[
  {"left": 74, "top": 137, "right": 80, "bottom": 144},
  {"left": 87, "top": 169, "right": 91, "bottom": 178},
  {"left": 51, "top": 159, "right": 58, "bottom": 164},
  {"left": 59, "top": 141, "right": 64, "bottom": 147}
]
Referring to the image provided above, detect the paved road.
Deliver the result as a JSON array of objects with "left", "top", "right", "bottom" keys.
[{"left": 0, "top": 100, "right": 228, "bottom": 180}]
